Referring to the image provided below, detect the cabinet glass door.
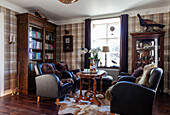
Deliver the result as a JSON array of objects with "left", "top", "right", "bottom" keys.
[{"left": 135, "top": 38, "right": 160, "bottom": 69}]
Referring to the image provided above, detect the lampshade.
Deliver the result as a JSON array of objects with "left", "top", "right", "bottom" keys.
[
  {"left": 78, "top": 47, "right": 88, "bottom": 54},
  {"left": 102, "top": 46, "right": 109, "bottom": 52},
  {"left": 58, "top": 0, "right": 78, "bottom": 4}
]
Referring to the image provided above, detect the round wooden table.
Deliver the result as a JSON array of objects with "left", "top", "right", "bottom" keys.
[{"left": 75, "top": 70, "right": 106, "bottom": 106}]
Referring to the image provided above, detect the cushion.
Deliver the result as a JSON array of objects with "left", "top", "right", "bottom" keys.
[
  {"left": 41, "top": 64, "right": 63, "bottom": 86},
  {"left": 137, "top": 64, "right": 157, "bottom": 87},
  {"left": 41, "top": 64, "right": 55, "bottom": 74},
  {"left": 55, "top": 62, "right": 69, "bottom": 71},
  {"left": 131, "top": 66, "right": 143, "bottom": 77}
]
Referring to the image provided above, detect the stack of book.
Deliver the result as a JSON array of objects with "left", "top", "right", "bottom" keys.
[
  {"left": 29, "top": 39, "right": 42, "bottom": 49},
  {"left": 46, "top": 34, "right": 54, "bottom": 41},
  {"left": 29, "top": 52, "right": 42, "bottom": 59},
  {"left": 45, "top": 43, "right": 53, "bottom": 50},
  {"left": 45, "top": 53, "right": 53, "bottom": 59}
]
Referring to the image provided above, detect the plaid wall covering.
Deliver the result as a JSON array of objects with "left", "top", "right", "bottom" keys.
[
  {"left": 128, "top": 12, "right": 170, "bottom": 93},
  {"left": 0, "top": 6, "right": 17, "bottom": 91},
  {"left": 57, "top": 23, "right": 85, "bottom": 70}
]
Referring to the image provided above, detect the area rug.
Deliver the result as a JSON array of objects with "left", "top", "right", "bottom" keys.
[{"left": 58, "top": 90, "right": 119, "bottom": 115}]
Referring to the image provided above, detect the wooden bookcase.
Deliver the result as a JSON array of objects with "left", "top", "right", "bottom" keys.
[
  {"left": 16, "top": 13, "right": 57, "bottom": 94},
  {"left": 130, "top": 31, "right": 165, "bottom": 93}
]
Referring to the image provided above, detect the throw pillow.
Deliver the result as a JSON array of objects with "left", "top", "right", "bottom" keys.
[
  {"left": 137, "top": 63, "right": 157, "bottom": 87},
  {"left": 131, "top": 66, "right": 143, "bottom": 77},
  {"left": 55, "top": 62, "right": 69, "bottom": 71},
  {"left": 41, "top": 64, "right": 55, "bottom": 74}
]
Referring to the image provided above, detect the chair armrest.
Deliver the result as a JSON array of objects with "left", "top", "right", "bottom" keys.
[
  {"left": 119, "top": 72, "right": 131, "bottom": 76},
  {"left": 69, "top": 69, "right": 81, "bottom": 74},
  {"left": 35, "top": 74, "right": 60, "bottom": 98},
  {"left": 110, "top": 81, "right": 155, "bottom": 114},
  {"left": 118, "top": 76, "right": 136, "bottom": 82},
  {"left": 61, "top": 70, "right": 74, "bottom": 80}
]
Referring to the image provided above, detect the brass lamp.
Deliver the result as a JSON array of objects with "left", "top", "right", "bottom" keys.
[
  {"left": 58, "top": 0, "right": 78, "bottom": 4},
  {"left": 102, "top": 46, "right": 109, "bottom": 67}
]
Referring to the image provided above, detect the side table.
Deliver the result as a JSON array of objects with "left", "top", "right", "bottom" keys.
[{"left": 75, "top": 70, "right": 106, "bottom": 106}]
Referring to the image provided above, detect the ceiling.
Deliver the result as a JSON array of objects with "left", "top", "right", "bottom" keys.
[{"left": 4, "top": 0, "right": 170, "bottom": 22}]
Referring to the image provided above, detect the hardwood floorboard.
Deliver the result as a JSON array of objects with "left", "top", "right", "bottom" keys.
[{"left": 0, "top": 93, "right": 169, "bottom": 115}]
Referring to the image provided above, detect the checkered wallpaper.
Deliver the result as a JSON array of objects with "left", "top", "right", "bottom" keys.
[
  {"left": 56, "top": 23, "right": 85, "bottom": 70},
  {"left": 128, "top": 12, "right": 170, "bottom": 93},
  {"left": 0, "top": 6, "right": 17, "bottom": 91}
]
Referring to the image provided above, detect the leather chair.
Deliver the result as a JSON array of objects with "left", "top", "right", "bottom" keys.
[
  {"left": 110, "top": 67, "right": 163, "bottom": 115},
  {"left": 34, "top": 63, "right": 73, "bottom": 106},
  {"left": 55, "top": 62, "right": 80, "bottom": 93}
]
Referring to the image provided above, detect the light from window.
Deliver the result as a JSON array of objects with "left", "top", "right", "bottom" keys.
[{"left": 91, "top": 18, "right": 120, "bottom": 67}]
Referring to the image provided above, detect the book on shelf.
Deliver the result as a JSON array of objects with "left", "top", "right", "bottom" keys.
[
  {"left": 29, "top": 38, "right": 42, "bottom": 49},
  {"left": 29, "top": 61, "right": 37, "bottom": 71},
  {"left": 29, "top": 52, "right": 42, "bottom": 60},
  {"left": 29, "top": 27, "right": 42, "bottom": 39},
  {"left": 45, "top": 43, "right": 53, "bottom": 50},
  {"left": 45, "top": 53, "right": 54, "bottom": 59},
  {"left": 46, "top": 34, "right": 54, "bottom": 41}
]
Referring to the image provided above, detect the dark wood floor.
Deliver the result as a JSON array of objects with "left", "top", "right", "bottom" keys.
[{"left": 0, "top": 93, "right": 169, "bottom": 115}]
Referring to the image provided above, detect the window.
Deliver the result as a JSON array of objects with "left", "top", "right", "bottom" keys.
[{"left": 91, "top": 18, "right": 120, "bottom": 67}]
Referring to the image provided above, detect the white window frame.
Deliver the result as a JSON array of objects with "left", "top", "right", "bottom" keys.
[{"left": 91, "top": 18, "right": 120, "bottom": 67}]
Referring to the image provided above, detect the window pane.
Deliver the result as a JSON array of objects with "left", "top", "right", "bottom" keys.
[
  {"left": 92, "top": 39, "right": 106, "bottom": 49},
  {"left": 108, "top": 23, "right": 120, "bottom": 38},
  {"left": 92, "top": 24, "right": 107, "bottom": 38},
  {"left": 107, "top": 39, "right": 120, "bottom": 66}
]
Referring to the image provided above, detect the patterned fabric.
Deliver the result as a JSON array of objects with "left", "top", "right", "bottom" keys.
[
  {"left": 0, "top": 6, "right": 17, "bottom": 91},
  {"left": 56, "top": 23, "right": 85, "bottom": 70},
  {"left": 128, "top": 12, "right": 170, "bottom": 93}
]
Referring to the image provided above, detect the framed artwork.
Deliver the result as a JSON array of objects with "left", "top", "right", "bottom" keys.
[{"left": 63, "top": 35, "right": 73, "bottom": 52}]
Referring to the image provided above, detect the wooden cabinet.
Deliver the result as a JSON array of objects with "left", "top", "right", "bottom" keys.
[
  {"left": 131, "top": 31, "right": 165, "bottom": 93},
  {"left": 16, "top": 13, "right": 57, "bottom": 94}
]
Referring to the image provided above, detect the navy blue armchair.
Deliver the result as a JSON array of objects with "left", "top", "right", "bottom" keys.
[{"left": 110, "top": 67, "right": 163, "bottom": 115}]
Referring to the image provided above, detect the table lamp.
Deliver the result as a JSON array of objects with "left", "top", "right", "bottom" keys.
[{"left": 102, "top": 46, "right": 109, "bottom": 67}]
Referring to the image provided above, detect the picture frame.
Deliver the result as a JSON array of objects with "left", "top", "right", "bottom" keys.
[{"left": 63, "top": 35, "right": 73, "bottom": 52}]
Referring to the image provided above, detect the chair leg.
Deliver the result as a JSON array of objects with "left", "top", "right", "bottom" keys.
[
  {"left": 37, "top": 96, "right": 40, "bottom": 103},
  {"left": 56, "top": 99, "right": 59, "bottom": 106},
  {"left": 111, "top": 113, "right": 115, "bottom": 115},
  {"left": 70, "top": 91, "right": 72, "bottom": 97}
]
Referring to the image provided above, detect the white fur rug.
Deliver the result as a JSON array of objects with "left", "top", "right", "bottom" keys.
[{"left": 58, "top": 90, "right": 120, "bottom": 115}]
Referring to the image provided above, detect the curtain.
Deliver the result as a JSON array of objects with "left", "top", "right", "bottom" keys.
[
  {"left": 120, "top": 14, "right": 129, "bottom": 73},
  {"left": 84, "top": 19, "right": 91, "bottom": 68}
]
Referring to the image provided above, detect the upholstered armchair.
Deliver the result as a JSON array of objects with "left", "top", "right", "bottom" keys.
[
  {"left": 110, "top": 67, "right": 163, "bottom": 115},
  {"left": 55, "top": 62, "right": 80, "bottom": 93},
  {"left": 34, "top": 63, "right": 73, "bottom": 106}
]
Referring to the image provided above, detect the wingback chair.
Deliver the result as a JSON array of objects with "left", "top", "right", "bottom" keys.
[
  {"left": 55, "top": 62, "right": 80, "bottom": 93},
  {"left": 34, "top": 63, "right": 73, "bottom": 106},
  {"left": 110, "top": 67, "right": 163, "bottom": 115}
]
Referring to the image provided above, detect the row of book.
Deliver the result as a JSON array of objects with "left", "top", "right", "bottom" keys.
[
  {"left": 29, "top": 52, "right": 42, "bottom": 60},
  {"left": 30, "top": 27, "right": 42, "bottom": 39},
  {"left": 46, "top": 34, "right": 54, "bottom": 41},
  {"left": 45, "top": 53, "right": 54, "bottom": 59},
  {"left": 29, "top": 39, "right": 42, "bottom": 49},
  {"left": 29, "top": 63, "right": 35, "bottom": 71},
  {"left": 45, "top": 43, "right": 53, "bottom": 50}
]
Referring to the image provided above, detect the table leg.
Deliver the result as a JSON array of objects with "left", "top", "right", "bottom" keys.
[
  {"left": 92, "top": 78, "right": 101, "bottom": 106},
  {"left": 85, "top": 78, "right": 92, "bottom": 96},
  {"left": 99, "top": 76, "right": 105, "bottom": 98},
  {"left": 76, "top": 77, "right": 82, "bottom": 102}
]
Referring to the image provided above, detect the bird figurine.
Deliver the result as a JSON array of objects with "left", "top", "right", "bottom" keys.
[
  {"left": 137, "top": 14, "right": 165, "bottom": 32},
  {"left": 34, "top": 10, "right": 48, "bottom": 20}
]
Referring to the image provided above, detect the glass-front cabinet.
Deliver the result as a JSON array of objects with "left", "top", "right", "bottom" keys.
[{"left": 131, "top": 31, "right": 165, "bottom": 92}]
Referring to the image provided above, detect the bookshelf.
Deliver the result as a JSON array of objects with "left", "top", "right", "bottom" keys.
[{"left": 16, "top": 13, "right": 57, "bottom": 94}]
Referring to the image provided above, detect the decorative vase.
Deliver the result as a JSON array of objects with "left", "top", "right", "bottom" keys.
[{"left": 93, "top": 59, "right": 99, "bottom": 70}]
